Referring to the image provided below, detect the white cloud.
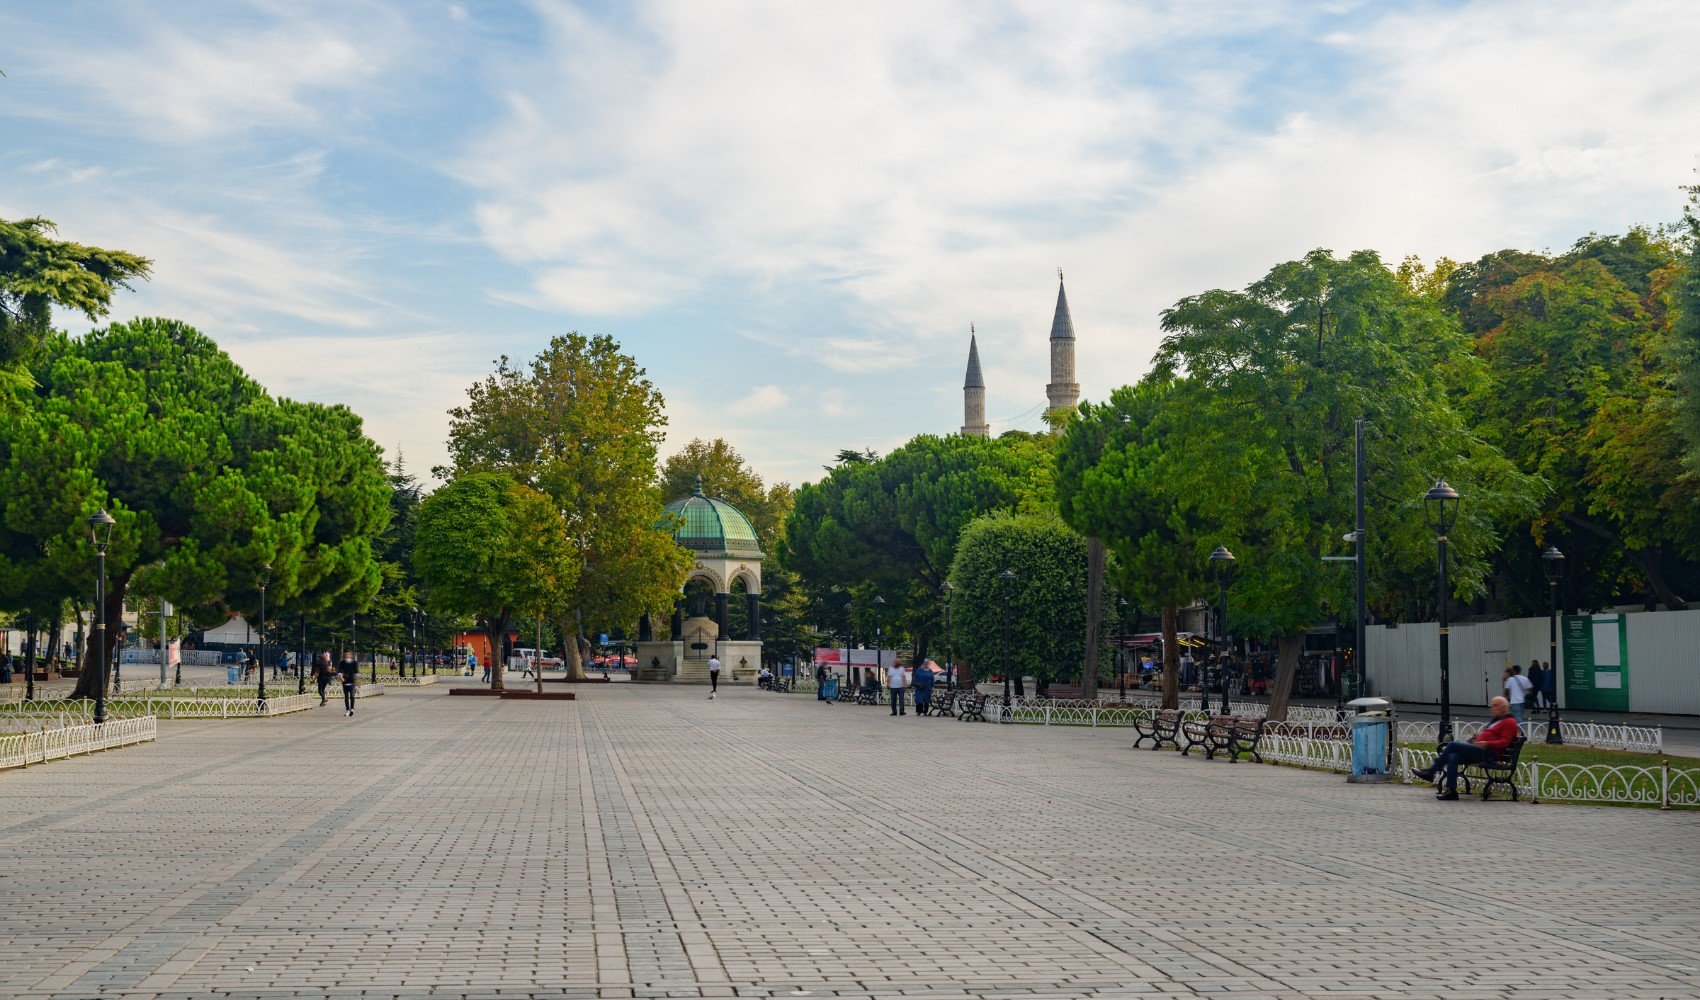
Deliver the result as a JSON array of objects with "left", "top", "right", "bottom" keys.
[{"left": 47, "top": 9, "right": 407, "bottom": 139}]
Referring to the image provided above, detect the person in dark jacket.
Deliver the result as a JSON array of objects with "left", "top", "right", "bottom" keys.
[
  {"left": 912, "top": 660, "right": 938, "bottom": 715},
  {"left": 313, "top": 652, "right": 335, "bottom": 706},
  {"left": 338, "top": 651, "right": 360, "bottom": 716}
]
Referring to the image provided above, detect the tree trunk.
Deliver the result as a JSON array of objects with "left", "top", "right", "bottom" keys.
[
  {"left": 1630, "top": 546, "right": 1689, "bottom": 611},
  {"left": 1160, "top": 605, "right": 1180, "bottom": 710},
  {"left": 558, "top": 615, "right": 587, "bottom": 680},
  {"left": 45, "top": 606, "right": 64, "bottom": 673},
  {"left": 485, "top": 614, "right": 508, "bottom": 692},
  {"left": 22, "top": 609, "right": 38, "bottom": 688},
  {"left": 1265, "top": 634, "right": 1303, "bottom": 721},
  {"left": 1081, "top": 536, "right": 1105, "bottom": 699},
  {"left": 71, "top": 574, "right": 131, "bottom": 699}
]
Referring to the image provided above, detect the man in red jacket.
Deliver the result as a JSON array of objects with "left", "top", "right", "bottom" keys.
[{"left": 1412, "top": 696, "right": 1522, "bottom": 800}]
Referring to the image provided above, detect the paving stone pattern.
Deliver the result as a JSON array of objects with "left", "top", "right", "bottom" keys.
[{"left": 1, "top": 684, "right": 1697, "bottom": 999}]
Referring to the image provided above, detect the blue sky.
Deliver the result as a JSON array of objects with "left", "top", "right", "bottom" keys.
[{"left": 4, "top": 0, "right": 1699, "bottom": 488}]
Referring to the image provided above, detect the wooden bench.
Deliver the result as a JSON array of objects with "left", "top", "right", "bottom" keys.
[
  {"left": 1131, "top": 709, "right": 1183, "bottom": 750},
  {"left": 956, "top": 692, "right": 990, "bottom": 723},
  {"left": 1204, "top": 717, "right": 1266, "bottom": 763},
  {"left": 1179, "top": 714, "right": 1222, "bottom": 756},
  {"left": 1458, "top": 736, "right": 1527, "bottom": 801},
  {"left": 930, "top": 689, "right": 959, "bottom": 719},
  {"left": 1044, "top": 684, "right": 1083, "bottom": 700}
]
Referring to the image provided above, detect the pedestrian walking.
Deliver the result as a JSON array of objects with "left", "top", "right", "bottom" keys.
[
  {"left": 707, "top": 655, "right": 721, "bottom": 698},
  {"left": 338, "top": 650, "right": 360, "bottom": 716},
  {"left": 887, "top": 660, "right": 909, "bottom": 716},
  {"left": 1541, "top": 660, "right": 1556, "bottom": 708},
  {"left": 816, "top": 663, "right": 829, "bottom": 701},
  {"left": 476, "top": 651, "right": 489, "bottom": 683},
  {"left": 1526, "top": 660, "right": 1545, "bottom": 710},
  {"left": 1504, "top": 664, "right": 1532, "bottom": 725},
  {"left": 313, "top": 652, "right": 335, "bottom": 705},
  {"left": 912, "top": 659, "right": 937, "bottom": 716},
  {"left": 242, "top": 647, "right": 259, "bottom": 683}
]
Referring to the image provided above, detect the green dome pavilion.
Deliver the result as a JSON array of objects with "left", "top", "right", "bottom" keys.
[{"left": 663, "top": 477, "right": 763, "bottom": 558}]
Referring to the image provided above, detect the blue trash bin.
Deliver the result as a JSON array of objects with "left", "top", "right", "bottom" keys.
[
  {"left": 227, "top": 666, "right": 240, "bottom": 685},
  {"left": 1347, "top": 696, "right": 1394, "bottom": 783}
]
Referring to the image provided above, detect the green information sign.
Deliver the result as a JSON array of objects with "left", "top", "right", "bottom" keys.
[{"left": 1561, "top": 614, "right": 1629, "bottom": 712}]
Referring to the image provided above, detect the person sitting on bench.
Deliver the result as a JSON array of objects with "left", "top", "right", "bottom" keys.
[{"left": 1412, "top": 696, "right": 1521, "bottom": 800}]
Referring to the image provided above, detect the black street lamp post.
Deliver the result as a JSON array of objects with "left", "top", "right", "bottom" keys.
[
  {"left": 1542, "top": 546, "right": 1566, "bottom": 745},
  {"left": 1208, "top": 546, "right": 1235, "bottom": 715},
  {"left": 298, "top": 614, "right": 307, "bottom": 695},
  {"left": 1116, "top": 597, "right": 1128, "bottom": 702},
  {"left": 257, "top": 565, "right": 271, "bottom": 709},
  {"left": 999, "top": 569, "right": 1016, "bottom": 723},
  {"left": 88, "top": 510, "right": 116, "bottom": 725},
  {"left": 872, "top": 596, "right": 886, "bottom": 696},
  {"left": 941, "top": 581, "right": 954, "bottom": 689},
  {"left": 1424, "top": 480, "right": 1461, "bottom": 744},
  {"left": 842, "top": 601, "right": 853, "bottom": 689},
  {"left": 409, "top": 608, "right": 419, "bottom": 679}
]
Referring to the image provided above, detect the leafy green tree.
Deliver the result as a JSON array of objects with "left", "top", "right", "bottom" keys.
[
  {"left": 1056, "top": 380, "right": 1209, "bottom": 708},
  {"left": 443, "top": 334, "right": 692, "bottom": 675},
  {"left": 1152, "top": 249, "right": 1537, "bottom": 719},
  {"left": 413, "top": 472, "right": 578, "bottom": 691},
  {"left": 783, "top": 432, "right": 1055, "bottom": 657},
  {"left": 1453, "top": 234, "right": 1700, "bottom": 610},
  {"left": 1, "top": 217, "right": 151, "bottom": 390},
  {"left": 947, "top": 513, "right": 1102, "bottom": 696},
  {"left": 0, "top": 318, "right": 392, "bottom": 698}
]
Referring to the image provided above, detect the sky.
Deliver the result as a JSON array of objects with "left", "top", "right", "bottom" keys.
[{"left": 4, "top": 0, "right": 1699, "bottom": 489}]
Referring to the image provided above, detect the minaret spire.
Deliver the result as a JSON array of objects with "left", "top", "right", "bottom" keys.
[
  {"left": 1045, "top": 272, "right": 1079, "bottom": 415},
  {"left": 962, "top": 326, "right": 989, "bottom": 437}
]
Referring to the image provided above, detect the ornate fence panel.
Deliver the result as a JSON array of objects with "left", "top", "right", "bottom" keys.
[
  {"left": 1396, "top": 720, "right": 1661, "bottom": 753},
  {"left": 1, "top": 716, "right": 158, "bottom": 771}
]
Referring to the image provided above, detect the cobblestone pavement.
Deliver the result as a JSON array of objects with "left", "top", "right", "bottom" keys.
[{"left": 2, "top": 684, "right": 1697, "bottom": 1000}]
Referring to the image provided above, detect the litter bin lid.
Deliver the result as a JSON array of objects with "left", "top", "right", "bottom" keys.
[{"left": 1347, "top": 696, "right": 1391, "bottom": 710}]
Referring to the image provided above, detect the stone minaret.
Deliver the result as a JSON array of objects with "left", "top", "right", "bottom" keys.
[
  {"left": 1045, "top": 270, "right": 1080, "bottom": 414},
  {"left": 962, "top": 326, "right": 989, "bottom": 437}
]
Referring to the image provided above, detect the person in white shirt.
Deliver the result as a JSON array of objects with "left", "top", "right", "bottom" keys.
[
  {"left": 707, "top": 655, "right": 721, "bottom": 699},
  {"left": 1504, "top": 664, "right": 1533, "bottom": 724},
  {"left": 887, "top": 661, "right": 909, "bottom": 716}
]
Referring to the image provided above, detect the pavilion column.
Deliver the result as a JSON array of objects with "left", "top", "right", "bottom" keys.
[
  {"left": 715, "top": 593, "right": 729, "bottom": 642},
  {"left": 746, "top": 593, "right": 761, "bottom": 641},
  {"left": 670, "top": 599, "right": 683, "bottom": 641}
]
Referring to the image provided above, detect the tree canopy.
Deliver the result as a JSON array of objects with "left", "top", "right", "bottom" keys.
[
  {"left": 443, "top": 333, "right": 691, "bottom": 672},
  {"left": 413, "top": 471, "right": 577, "bottom": 690},
  {"left": 947, "top": 512, "right": 1102, "bottom": 696},
  {"left": 0, "top": 318, "right": 391, "bottom": 696},
  {"left": 0, "top": 217, "right": 150, "bottom": 390}
]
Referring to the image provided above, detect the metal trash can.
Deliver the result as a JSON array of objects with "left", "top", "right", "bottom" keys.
[
  {"left": 1347, "top": 696, "right": 1395, "bottom": 783},
  {"left": 227, "top": 665, "right": 240, "bottom": 685}
]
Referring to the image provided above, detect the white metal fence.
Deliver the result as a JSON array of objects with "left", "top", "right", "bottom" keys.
[
  {"left": 0, "top": 716, "right": 158, "bottom": 771},
  {"left": 1396, "top": 719, "right": 1662, "bottom": 754},
  {"left": 1257, "top": 733, "right": 1696, "bottom": 809},
  {"left": 0, "top": 684, "right": 383, "bottom": 722}
]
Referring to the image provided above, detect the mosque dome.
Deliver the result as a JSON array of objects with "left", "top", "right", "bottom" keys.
[{"left": 663, "top": 478, "right": 763, "bottom": 558}]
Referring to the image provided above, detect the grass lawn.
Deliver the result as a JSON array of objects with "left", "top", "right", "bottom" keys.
[{"left": 1395, "top": 739, "right": 1699, "bottom": 808}]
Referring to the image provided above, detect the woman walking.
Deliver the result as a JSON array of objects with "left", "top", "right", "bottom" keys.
[{"left": 338, "top": 649, "right": 360, "bottom": 717}]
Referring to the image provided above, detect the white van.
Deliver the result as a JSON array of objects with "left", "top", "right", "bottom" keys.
[{"left": 508, "top": 647, "right": 564, "bottom": 670}]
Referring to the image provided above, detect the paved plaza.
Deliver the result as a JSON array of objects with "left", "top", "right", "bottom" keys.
[{"left": 2, "top": 684, "right": 1698, "bottom": 1000}]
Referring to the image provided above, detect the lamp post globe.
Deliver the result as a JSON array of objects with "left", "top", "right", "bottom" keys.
[
  {"left": 1424, "top": 479, "right": 1461, "bottom": 743},
  {"left": 87, "top": 509, "right": 117, "bottom": 725},
  {"left": 999, "top": 569, "right": 1016, "bottom": 723},
  {"left": 1541, "top": 545, "right": 1566, "bottom": 743}
]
